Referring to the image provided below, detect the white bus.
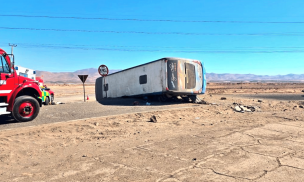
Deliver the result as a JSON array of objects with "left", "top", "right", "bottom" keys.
[{"left": 95, "top": 57, "right": 207, "bottom": 102}]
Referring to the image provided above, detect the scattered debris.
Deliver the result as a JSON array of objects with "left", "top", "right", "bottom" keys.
[
  {"left": 220, "top": 97, "right": 227, "bottom": 100},
  {"left": 233, "top": 103, "right": 260, "bottom": 113},
  {"left": 195, "top": 99, "right": 207, "bottom": 104},
  {"left": 235, "top": 105, "right": 242, "bottom": 112},
  {"left": 201, "top": 100, "right": 208, "bottom": 104},
  {"left": 149, "top": 115, "right": 157, "bottom": 123},
  {"left": 56, "top": 102, "right": 64, "bottom": 105},
  {"left": 133, "top": 101, "right": 140, "bottom": 105},
  {"left": 240, "top": 105, "right": 252, "bottom": 112}
]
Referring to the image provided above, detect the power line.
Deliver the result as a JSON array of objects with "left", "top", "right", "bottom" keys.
[
  {"left": 2, "top": 42, "right": 304, "bottom": 50},
  {"left": 4, "top": 43, "right": 304, "bottom": 54},
  {"left": 1, "top": 27, "right": 304, "bottom": 36},
  {"left": 1, "top": 14, "right": 304, "bottom": 24}
]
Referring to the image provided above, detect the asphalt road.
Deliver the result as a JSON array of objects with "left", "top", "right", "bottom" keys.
[
  {"left": 0, "top": 98, "right": 195, "bottom": 131},
  {"left": 227, "top": 93, "right": 304, "bottom": 101},
  {"left": 1, "top": 93, "right": 303, "bottom": 130}
]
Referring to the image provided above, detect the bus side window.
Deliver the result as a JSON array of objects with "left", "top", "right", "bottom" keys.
[
  {"left": 104, "top": 84, "right": 108, "bottom": 91},
  {"left": 139, "top": 75, "right": 147, "bottom": 84}
]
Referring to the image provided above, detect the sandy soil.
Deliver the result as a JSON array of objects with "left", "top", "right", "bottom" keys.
[
  {"left": 0, "top": 83, "right": 304, "bottom": 181},
  {"left": 207, "top": 82, "right": 304, "bottom": 94},
  {"left": 48, "top": 82, "right": 304, "bottom": 102},
  {"left": 48, "top": 84, "right": 96, "bottom": 103}
]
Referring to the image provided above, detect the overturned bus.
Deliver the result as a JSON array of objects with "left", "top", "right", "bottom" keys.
[{"left": 95, "top": 57, "right": 206, "bottom": 102}]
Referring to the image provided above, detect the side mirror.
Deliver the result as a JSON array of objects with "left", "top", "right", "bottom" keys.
[{"left": 6, "top": 54, "right": 14, "bottom": 73}]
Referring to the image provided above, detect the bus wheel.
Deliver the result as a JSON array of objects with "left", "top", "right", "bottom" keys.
[
  {"left": 189, "top": 95, "right": 201, "bottom": 103},
  {"left": 182, "top": 96, "right": 191, "bottom": 103},
  {"left": 171, "top": 96, "right": 179, "bottom": 102},
  {"left": 12, "top": 96, "right": 40, "bottom": 122}
]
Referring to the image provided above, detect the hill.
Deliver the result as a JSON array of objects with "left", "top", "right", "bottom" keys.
[
  {"left": 36, "top": 68, "right": 120, "bottom": 83},
  {"left": 36, "top": 68, "right": 304, "bottom": 83}
]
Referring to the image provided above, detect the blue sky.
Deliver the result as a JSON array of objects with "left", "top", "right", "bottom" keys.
[{"left": 1, "top": 0, "right": 304, "bottom": 75}]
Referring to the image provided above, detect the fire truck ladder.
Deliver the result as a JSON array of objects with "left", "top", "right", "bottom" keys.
[{"left": 0, "top": 103, "right": 10, "bottom": 115}]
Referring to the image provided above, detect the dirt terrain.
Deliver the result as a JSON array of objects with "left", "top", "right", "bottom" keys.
[
  {"left": 0, "top": 83, "right": 304, "bottom": 181},
  {"left": 46, "top": 82, "right": 304, "bottom": 103}
]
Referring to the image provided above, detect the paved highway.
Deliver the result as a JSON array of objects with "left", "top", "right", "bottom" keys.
[
  {"left": 0, "top": 98, "right": 195, "bottom": 130},
  {"left": 1, "top": 93, "right": 303, "bottom": 130},
  {"left": 232, "top": 93, "right": 304, "bottom": 101}
]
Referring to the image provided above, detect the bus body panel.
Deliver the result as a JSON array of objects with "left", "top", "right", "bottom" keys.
[{"left": 96, "top": 59, "right": 166, "bottom": 98}]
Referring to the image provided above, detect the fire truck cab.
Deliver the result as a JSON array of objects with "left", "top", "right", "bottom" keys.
[{"left": 0, "top": 48, "right": 42, "bottom": 122}]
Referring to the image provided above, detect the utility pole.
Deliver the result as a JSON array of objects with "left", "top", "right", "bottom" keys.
[{"left": 8, "top": 43, "right": 17, "bottom": 54}]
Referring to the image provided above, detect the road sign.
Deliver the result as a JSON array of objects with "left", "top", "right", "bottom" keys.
[
  {"left": 98, "top": 65, "right": 109, "bottom": 76},
  {"left": 78, "top": 75, "right": 88, "bottom": 83},
  {"left": 78, "top": 75, "right": 88, "bottom": 102}
]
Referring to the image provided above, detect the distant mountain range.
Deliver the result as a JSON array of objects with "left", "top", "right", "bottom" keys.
[
  {"left": 36, "top": 68, "right": 121, "bottom": 83},
  {"left": 36, "top": 68, "right": 304, "bottom": 83},
  {"left": 207, "top": 73, "right": 304, "bottom": 82}
]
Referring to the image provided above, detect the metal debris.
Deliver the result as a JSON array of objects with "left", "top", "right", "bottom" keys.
[
  {"left": 233, "top": 103, "right": 260, "bottom": 113},
  {"left": 235, "top": 105, "right": 242, "bottom": 112},
  {"left": 55, "top": 102, "right": 64, "bottom": 105},
  {"left": 149, "top": 115, "right": 157, "bottom": 123}
]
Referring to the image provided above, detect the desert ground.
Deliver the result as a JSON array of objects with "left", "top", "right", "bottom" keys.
[{"left": 0, "top": 83, "right": 304, "bottom": 181}]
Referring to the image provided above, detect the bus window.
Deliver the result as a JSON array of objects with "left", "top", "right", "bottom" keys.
[{"left": 185, "top": 63, "right": 196, "bottom": 89}]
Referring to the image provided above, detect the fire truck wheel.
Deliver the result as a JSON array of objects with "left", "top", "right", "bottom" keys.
[
  {"left": 12, "top": 96, "right": 40, "bottom": 122},
  {"left": 44, "top": 97, "right": 50, "bottom": 105}
]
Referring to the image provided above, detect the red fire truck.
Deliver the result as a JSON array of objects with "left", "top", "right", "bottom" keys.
[{"left": 0, "top": 48, "right": 42, "bottom": 122}]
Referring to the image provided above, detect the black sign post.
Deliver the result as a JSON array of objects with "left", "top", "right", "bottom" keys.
[{"left": 78, "top": 75, "right": 88, "bottom": 102}]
